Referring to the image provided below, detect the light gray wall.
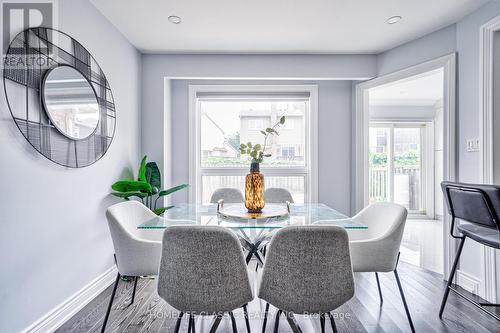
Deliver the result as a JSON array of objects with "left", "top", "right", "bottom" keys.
[
  {"left": 0, "top": 1, "right": 141, "bottom": 332},
  {"left": 455, "top": 1, "right": 500, "bottom": 290},
  {"left": 377, "top": 25, "right": 457, "bottom": 76},
  {"left": 376, "top": 0, "right": 500, "bottom": 298},
  {"left": 168, "top": 79, "right": 353, "bottom": 215},
  {"left": 141, "top": 54, "right": 377, "bottom": 207}
]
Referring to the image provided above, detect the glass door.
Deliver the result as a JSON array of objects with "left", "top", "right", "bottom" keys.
[{"left": 369, "top": 123, "right": 426, "bottom": 214}]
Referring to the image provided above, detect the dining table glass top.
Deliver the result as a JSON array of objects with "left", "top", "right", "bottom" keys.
[{"left": 137, "top": 203, "right": 368, "bottom": 230}]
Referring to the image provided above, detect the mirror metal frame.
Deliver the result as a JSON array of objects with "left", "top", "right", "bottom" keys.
[{"left": 3, "top": 27, "right": 116, "bottom": 168}]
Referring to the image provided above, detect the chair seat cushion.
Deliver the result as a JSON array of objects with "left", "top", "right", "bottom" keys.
[{"left": 458, "top": 222, "right": 500, "bottom": 249}]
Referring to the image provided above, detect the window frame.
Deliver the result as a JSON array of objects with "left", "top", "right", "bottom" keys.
[{"left": 188, "top": 84, "right": 318, "bottom": 205}]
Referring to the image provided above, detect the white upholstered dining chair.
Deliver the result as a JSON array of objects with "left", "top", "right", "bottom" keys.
[
  {"left": 102, "top": 200, "right": 162, "bottom": 333},
  {"left": 348, "top": 202, "right": 415, "bottom": 333}
]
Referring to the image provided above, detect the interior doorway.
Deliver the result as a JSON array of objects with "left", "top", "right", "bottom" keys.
[
  {"left": 355, "top": 55, "right": 456, "bottom": 277},
  {"left": 368, "top": 70, "right": 444, "bottom": 274}
]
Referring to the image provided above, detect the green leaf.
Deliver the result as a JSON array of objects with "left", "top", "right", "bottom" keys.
[
  {"left": 158, "top": 184, "right": 189, "bottom": 197},
  {"left": 145, "top": 162, "right": 161, "bottom": 189},
  {"left": 247, "top": 142, "right": 252, "bottom": 148},
  {"left": 254, "top": 144, "right": 262, "bottom": 151},
  {"left": 240, "top": 143, "right": 247, "bottom": 148},
  {"left": 264, "top": 154, "right": 272, "bottom": 157},
  {"left": 153, "top": 205, "right": 175, "bottom": 216},
  {"left": 265, "top": 128, "right": 273, "bottom": 133},
  {"left": 260, "top": 130, "right": 267, "bottom": 135},
  {"left": 112, "top": 180, "right": 152, "bottom": 192},
  {"left": 280, "top": 116, "right": 286, "bottom": 124},
  {"left": 138, "top": 155, "right": 147, "bottom": 182},
  {"left": 111, "top": 191, "right": 149, "bottom": 200}
]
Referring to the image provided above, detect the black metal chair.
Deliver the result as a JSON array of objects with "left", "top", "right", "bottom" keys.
[{"left": 440, "top": 181, "right": 500, "bottom": 321}]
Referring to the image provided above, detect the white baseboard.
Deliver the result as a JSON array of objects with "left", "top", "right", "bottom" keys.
[
  {"left": 456, "top": 269, "right": 480, "bottom": 295},
  {"left": 22, "top": 266, "right": 118, "bottom": 333}
]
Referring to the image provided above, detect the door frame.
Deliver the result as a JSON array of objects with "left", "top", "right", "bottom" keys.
[
  {"left": 354, "top": 54, "right": 456, "bottom": 278},
  {"left": 479, "top": 15, "right": 500, "bottom": 303}
]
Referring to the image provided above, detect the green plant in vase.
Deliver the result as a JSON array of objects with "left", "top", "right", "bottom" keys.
[
  {"left": 239, "top": 116, "right": 285, "bottom": 213},
  {"left": 111, "top": 155, "right": 188, "bottom": 215}
]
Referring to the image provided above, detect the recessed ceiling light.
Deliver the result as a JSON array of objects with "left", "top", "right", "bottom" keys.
[
  {"left": 387, "top": 16, "right": 402, "bottom": 24},
  {"left": 168, "top": 15, "right": 182, "bottom": 24}
]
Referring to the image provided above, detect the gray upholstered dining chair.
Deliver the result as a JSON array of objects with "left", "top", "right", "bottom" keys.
[
  {"left": 264, "top": 188, "right": 294, "bottom": 203},
  {"left": 258, "top": 225, "right": 355, "bottom": 333},
  {"left": 102, "top": 201, "right": 162, "bottom": 333},
  {"left": 347, "top": 202, "right": 415, "bottom": 333},
  {"left": 158, "top": 225, "right": 254, "bottom": 333},
  {"left": 210, "top": 188, "right": 244, "bottom": 203}
]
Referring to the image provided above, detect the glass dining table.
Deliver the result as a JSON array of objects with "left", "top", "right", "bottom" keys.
[{"left": 138, "top": 203, "right": 367, "bottom": 266}]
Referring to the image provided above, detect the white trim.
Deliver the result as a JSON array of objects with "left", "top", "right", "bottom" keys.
[
  {"left": 456, "top": 270, "right": 481, "bottom": 295},
  {"left": 355, "top": 54, "right": 456, "bottom": 279},
  {"left": 188, "top": 84, "right": 318, "bottom": 204},
  {"left": 479, "top": 15, "right": 500, "bottom": 303},
  {"left": 21, "top": 266, "right": 117, "bottom": 333}
]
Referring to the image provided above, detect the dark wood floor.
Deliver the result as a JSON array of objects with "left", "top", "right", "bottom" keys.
[{"left": 58, "top": 262, "right": 500, "bottom": 333}]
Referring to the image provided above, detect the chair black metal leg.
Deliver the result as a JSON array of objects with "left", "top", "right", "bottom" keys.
[
  {"left": 230, "top": 311, "right": 238, "bottom": 333},
  {"left": 327, "top": 313, "right": 338, "bottom": 333},
  {"left": 284, "top": 312, "right": 302, "bottom": 333},
  {"left": 394, "top": 269, "right": 415, "bottom": 333},
  {"left": 246, "top": 251, "right": 253, "bottom": 265},
  {"left": 243, "top": 305, "right": 251, "bottom": 333},
  {"left": 273, "top": 310, "right": 282, "bottom": 333},
  {"left": 439, "top": 236, "right": 466, "bottom": 318},
  {"left": 262, "top": 302, "right": 270, "bottom": 333},
  {"left": 130, "top": 276, "right": 138, "bottom": 305},
  {"left": 320, "top": 314, "right": 325, "bottom": 333},
  {"left": 187, "top": 313, "right": 193, "bottom": 333},
  {"left": 375, "top": 272, "right": 383, "bottom": 305},
  {"left": 174, "top": 312, "right": 184, "bottom": 333},
  {"left": 101, "top": 273, "right": 120, "bottom": 333},
  {"left": 209, "top": 314, "right": 223, "bottom": 333}
]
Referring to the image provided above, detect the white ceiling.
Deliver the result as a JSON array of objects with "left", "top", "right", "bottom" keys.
[
  {"left": 369, "top": 69, "right": 444, "bottom": 106},
  {"left": 90, "top": 0, "right": 488, "bottom": 54}
]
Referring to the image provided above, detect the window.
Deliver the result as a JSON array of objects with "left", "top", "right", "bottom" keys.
[
  {"left": 369, "top": 122, "right": 430, "bottom": 214},
  {"left": 189, "top": 85, "right": 318, "bottom": 205},
  {"left": 248, "top": 119, "right": 265, "bottom": 130},
  {"left": 281, "top": 119, "right": 295, "bottom": 130},
  {"left": 281, "top": 145, "right": 296, "bottom": 159}
]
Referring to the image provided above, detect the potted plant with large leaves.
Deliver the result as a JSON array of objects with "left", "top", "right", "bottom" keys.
[{"left": 111, "top": 156, "right": 188, "bottom": 215}]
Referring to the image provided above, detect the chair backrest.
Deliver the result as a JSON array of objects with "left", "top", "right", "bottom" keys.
[
  {"left": 105, "top": 200, "right": 160, "bottom": 275},
  {"left": 347, "top": 202, "right": 407, "bottom": 272},
  {"left": 158, "top": 225, "right": 253, "bottom": 314},
  {"left": 349, "top": 202, "right": 408, "bottom": 243},
  {"left": 441, "top": 181, "right": 500, "bottom": 230},
  {"left": 264, "top": 188, "right": 294, "bottom": 203},
  {"left": 210, "top": 188, "right": 244, "bottom": 203},
  {"left": 258, "top": 226, "right": 354, "bottom": 314}
]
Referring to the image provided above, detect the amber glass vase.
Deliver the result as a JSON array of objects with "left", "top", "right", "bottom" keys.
[{"left": 245, "top": 162, "right": 265, "bottom": 213}]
